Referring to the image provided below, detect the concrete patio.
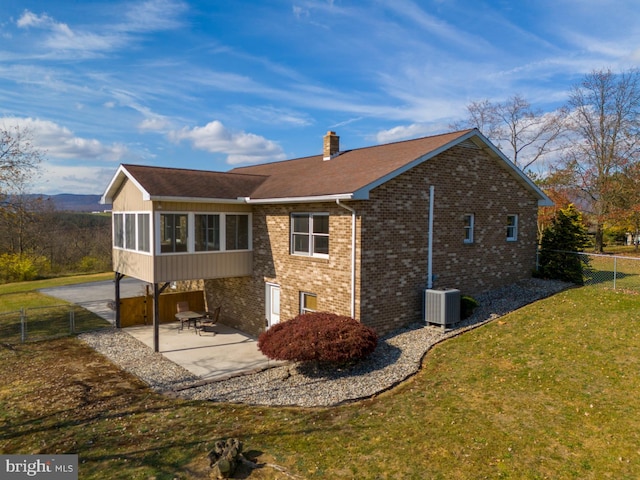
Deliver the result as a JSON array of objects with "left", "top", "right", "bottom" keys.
[{"left": 124, "top": 321, "right": 281, "bottom": 381}]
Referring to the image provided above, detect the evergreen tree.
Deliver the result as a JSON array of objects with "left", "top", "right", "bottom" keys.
[{"left": 538, "top": 204, "right": 590, "bottom": 284}]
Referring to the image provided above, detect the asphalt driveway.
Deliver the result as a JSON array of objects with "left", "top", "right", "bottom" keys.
[{"left": 39, "top": 277, "right": 148, "bottom": 324}]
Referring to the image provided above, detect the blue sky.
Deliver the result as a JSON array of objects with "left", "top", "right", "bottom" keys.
[{"left": 1, "top": 0, "right": 639, "bottom": 195}]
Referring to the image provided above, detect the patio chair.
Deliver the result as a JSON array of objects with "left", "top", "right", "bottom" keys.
[{"left": 197, "top": 306, "right": 220, "bottom": 336}]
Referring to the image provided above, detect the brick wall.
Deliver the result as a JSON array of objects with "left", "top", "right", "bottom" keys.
[
  {"left": 203, "top": 140, "right": 540, "bottom": 338},
  {"left": 204, "top": 202, "right": 356, "bottom": 337},
  {"left": 358, "top": 140, "right": 539, "bottom": 334}
]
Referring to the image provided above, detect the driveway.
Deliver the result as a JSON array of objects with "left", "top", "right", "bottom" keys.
[
  {"left": 40, "top": 277, "right": 275, "bottom": 380},
  {"left": 39, "top": 277, "right": 148, "bottom": 324}
]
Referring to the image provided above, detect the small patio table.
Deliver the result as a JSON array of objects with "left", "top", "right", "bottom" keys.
[{"left": 175, "top": 310, "right": 206, "bottom": 331}]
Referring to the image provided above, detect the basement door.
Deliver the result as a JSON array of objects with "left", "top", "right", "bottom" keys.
[{"left": 265, "top": 283, "right": 280, "bottom": 328}]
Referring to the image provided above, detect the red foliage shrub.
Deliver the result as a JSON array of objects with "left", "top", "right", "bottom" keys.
[{"left": 258, "top": 312, "right": 378, "bottom": 364}]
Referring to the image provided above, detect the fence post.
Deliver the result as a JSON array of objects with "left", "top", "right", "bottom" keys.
[
  {"left": 70, "top": 307, "right": 75, "bottom": 334},
  {"left": 20, "top": 307, "right": 26, "bottom": 343},
  {"left": 613, "top": 256, "right": 617, "bottom": 290}
]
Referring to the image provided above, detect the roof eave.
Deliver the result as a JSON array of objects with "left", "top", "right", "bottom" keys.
[
  {"left": 100, "top": 165, "right": 151, "bottom": 204},
  {"left": 352, "top": 129, "right": 479, "bottom": 200},
  {"left": 468, "top": 130, "right": 554, "bottom": 206},
  {"left": 150, "top": 195, "right": 248, "bottom": 204}
]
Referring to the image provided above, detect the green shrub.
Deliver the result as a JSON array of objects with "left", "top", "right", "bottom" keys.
[
  {"left": 77, "top": 255, "right": 109, "bottom": 273},
  {"left": 538, "top": 204, "right": 590, "bottom": 284},
  {"left": 0, "top": 253, "right": 50, "bottom": 283},
  {"left": 258, "top": 312, "right": 378, "bottom": 365},
  {"left": 461, "top": 295, "right": 479, "bottom": 319}
]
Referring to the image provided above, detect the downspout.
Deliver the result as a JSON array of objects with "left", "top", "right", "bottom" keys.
[
  {"left": 427, "top": 186, "right": 435, "bottom": 289},
  {"left": 336, "top": 199, "right": 356, "bottom": 318}
]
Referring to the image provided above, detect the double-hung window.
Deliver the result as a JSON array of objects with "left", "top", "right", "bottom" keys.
[
  {"left": 463, "top": 214, "right": 474, "bottom": 244},
  {"left": 506, "top": 214, "right": 518, "bottom": 241},
  {"left": 160, "top": 214, "right": 188, "bottom": 253},
  {"left": 291, "top": 213, "right": 329, "bottom": 257},
  {"left": 195, "top": 214, "right": 220, "bottom": 251}
]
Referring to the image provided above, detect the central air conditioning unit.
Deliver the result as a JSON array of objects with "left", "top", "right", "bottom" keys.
[{"left": 424, "top": 288, "right": 460, "bottom": 330}]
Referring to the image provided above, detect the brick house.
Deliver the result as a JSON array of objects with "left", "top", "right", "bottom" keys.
[{"left": 102, "top": 128, "right": 551, "bottom": 341}]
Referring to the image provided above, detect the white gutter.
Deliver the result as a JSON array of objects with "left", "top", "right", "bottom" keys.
[
  {"left": 427, "top": 186, "right": 434, "bottom": 289},
  {"left": 336, "top": 199, "right": 356, "bottom": 318},
  {"left": 244, "top": 193, "right": 353, "bottom": 204}
]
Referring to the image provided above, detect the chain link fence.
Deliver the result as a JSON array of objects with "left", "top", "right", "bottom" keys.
[
  {"left": 0, "top": 304, "right": 112, "bottom": 345},
  {"left": 538, "top": 250, "right": 640, "bottom": 293}
]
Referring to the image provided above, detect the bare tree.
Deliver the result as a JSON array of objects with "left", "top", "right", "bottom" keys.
[
  {"left": 452, "top": 95, "right": 567, "bottom": 172},
  {"left": 1, "top": 124, "right": 43, "bottom": 195},
  {"left": 564, "top": 68, "right": 640, "bottom": 252}
]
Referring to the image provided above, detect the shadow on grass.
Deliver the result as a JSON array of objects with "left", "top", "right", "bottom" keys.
[{"left": 294, "top": 339, "right": 402, "bottom": 379}]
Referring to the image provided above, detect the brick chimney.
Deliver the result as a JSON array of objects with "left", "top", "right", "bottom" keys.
[{"left": 323, "top": 131, "right": 340, "bottom": 160}]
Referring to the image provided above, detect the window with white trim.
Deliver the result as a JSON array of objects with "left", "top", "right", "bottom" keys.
[
  {"left": 113, "top": 212, "right": 150, "bottom": 253},
  {"left": 291, "top": 213, "right": 329, "bottom": 257},
  {"left": 137, "top": 213, "right": 150, "bottom": 252},
  {"left": 463, "top": 214, "right": 474, "bottom": 244},
  {"left": 195, "top": 214, "right": 220, "bottom": 251},
  {"left": 113, "top": 213, "right": 124, "bottom": 248},
  {"left": 300, "top": 292, "right": 317, "bottom": 314},
  {"left": 160, "top": 213, "right": 188, "bottom": 253},
  {"left": 506, "top": 214, "right": 518, "bottom": 241}
]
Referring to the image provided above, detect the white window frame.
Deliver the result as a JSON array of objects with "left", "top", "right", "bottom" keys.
[
  {"left": 291, "top": 213, "right": 329, "bottom": 258},
  {"left": 463, "top": 213, "right": 474, "bottom": 244},
  {"left": 506, "top": 214, "right": 518, "bottom": 241},
  {"left": 194, "top": 214, "right": 221, "bottom": 252},
  {"left": 159, "top": 212, "right": 189, "bottom": 253},
  {"left": 112, "top": 211, "right": 151, "bottom": 254},
  {"left": 155, "top": 211, "right": 252, "bottom": 255},
  {"left": 300, "top": 292, "right": 317, "bottom": 314}
]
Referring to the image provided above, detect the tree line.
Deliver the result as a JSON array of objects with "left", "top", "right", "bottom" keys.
[
  {"left": 0, "top": 125, "right": 111, "bottom": 282},
  {"left": 452, "top": 68, "right": 640, "bottom": 252}
]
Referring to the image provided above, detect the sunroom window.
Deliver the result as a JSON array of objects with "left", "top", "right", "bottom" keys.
[
  {"left": 195, "top": 214, "right": 220, "bottom": 251},
  {"left": 113, "top": 212, "right": 150, "bottom": 253},
  {"left": 160, "top": 214, "right": 188, "bottom": 253},
  {"left": 225, "top": 214, "right": 249, "bottom": 250}
]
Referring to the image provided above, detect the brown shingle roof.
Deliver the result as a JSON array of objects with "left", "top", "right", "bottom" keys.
[
  {"left": 230, "top": 129, "right": 474, "bottom": 199},
  {"left": 120, "top": 164, "right": 268, "bottom": 200},
  {"left": 103, "top": 129, "right": 551, "bottom": 206}
]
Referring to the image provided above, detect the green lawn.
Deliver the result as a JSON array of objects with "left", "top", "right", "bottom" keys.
[
  {"left": 1, "top": 284, "right": 639, "bottom": 479},
  {"left": 0, "top": 273, "right": 113, "bottom": 342}
]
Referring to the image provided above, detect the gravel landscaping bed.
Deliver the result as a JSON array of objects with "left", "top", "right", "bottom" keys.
[{"left": 80, "top": 278, "right": 570, "bottom": 407}]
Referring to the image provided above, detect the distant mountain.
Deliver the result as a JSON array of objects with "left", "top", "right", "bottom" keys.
[{"left": 41, "top": 194, "right": 111, "bottom": 212}]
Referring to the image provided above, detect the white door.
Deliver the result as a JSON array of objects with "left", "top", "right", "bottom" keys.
[{"left": 265, "top": 283, "right": 280, "bottom": 328}]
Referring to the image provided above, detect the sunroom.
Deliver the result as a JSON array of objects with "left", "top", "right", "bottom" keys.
[{"left": 101, "top": 164, "right": 266, "bottom": 351}]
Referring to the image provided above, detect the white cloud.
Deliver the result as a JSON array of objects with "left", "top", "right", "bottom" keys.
[
  {"left": 123, "top": 0, "right": 188, "bottom": 32},
  {"left": 15, "top": 1, "right": 187, "bottom": 56},
  {"left": 168, "top": 120, "right": 286, "bottom": 165},
  {"left": 32, "top": 163, "right": 116, "bottom": 195},
  {"left": 231, "top": 105, "right": 313, "bottom": 127},
  {"left": 375, "top": 123, "right": 450, "bottom": 144},
  {"left": 16, "top": 11, "right": 52, "bottom": 28},
  {"left": 1, "top": 117, "right": 128, "bottom": 161}
]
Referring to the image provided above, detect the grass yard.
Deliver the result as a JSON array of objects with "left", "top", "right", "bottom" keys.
[
  {"left": 1, "top": 284, "right": 639, "bottom": 479},
  {"left": 0, "top": 273, "right": 113, "bottom": 343}
]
